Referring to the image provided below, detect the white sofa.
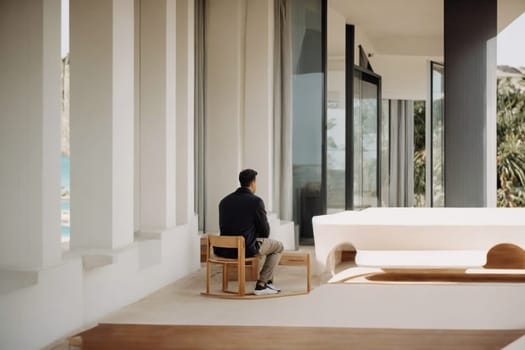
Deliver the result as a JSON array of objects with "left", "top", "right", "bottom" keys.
[{"left": 312, "top": 208, "right": 525, "bottom": 273}]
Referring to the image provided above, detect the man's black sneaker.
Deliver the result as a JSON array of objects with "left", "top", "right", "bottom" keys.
[
  {"left": 254, "top": 283, "right": 279, "bottom": 295},
  {"left": 266, "top": 281, "right": 281, "bottom": 292}
]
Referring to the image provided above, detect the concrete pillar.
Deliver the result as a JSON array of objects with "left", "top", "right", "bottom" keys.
[
  {"left": 134, "top": 0, "right": 141, "bottom": 232},
  {"left": 205, "top": 0, "right": 274, "bottom": 232},
  {"left": 444, "top": 0, "right": 497, "bottom": 207},
  {"left": 176, "top": 0, "right": 195, "bottom": 225},
  {"left": 139, "top": 0, "right": 177, "bottom": 232},
  {"left": 0, "top": 0, "right": 62, "bottom": 270},
  {"left": 70, "top": 0, "right": 135, "bottom": 250},
  {"left": 205, "top": 0, "right": 245, "bottom": 232},
  {"left": 243, "top": 0, "right": 274, "bottom": 212}
]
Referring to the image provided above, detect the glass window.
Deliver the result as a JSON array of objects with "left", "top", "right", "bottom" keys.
[
  {"left": 380, "top": 99, "right": 389, "bottom": 206},
  {"left": 291, "top": 0, "right": 324, "bottom": 243},
  {"left": 431, "top": 62, "right": 445, "bottom": 207},
  {"left": 326, "top": 86, "right": 345, "bottom": 212},
  {"left": 353, "top": 69, "right": 380, "bottom": 209},
  {"left": 326, "top": 6, "right": 345, "bottom": 213}
]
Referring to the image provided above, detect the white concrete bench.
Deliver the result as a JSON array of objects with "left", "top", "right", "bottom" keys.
[{"left": 313, "top": 208, "right": 525, "bottom": 274}]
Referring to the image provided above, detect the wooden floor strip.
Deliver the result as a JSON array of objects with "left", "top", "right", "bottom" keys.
[
  {"left": 366, "top": 269, "right": 525, "bottom": 283},
  {"left": 73, "top": 323, "right": 525, "bottom": 350}
]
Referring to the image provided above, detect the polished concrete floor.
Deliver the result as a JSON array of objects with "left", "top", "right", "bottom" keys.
[{"left": 49, "top": 255, "right": 525, "bottom": 349}]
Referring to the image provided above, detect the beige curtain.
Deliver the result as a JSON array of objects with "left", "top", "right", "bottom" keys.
[
  {"left": 273, "top": 0, "right": 293, "bottom": 221},
  {"left": 195, "top": 0, "right": 206, "bottom": 230},
  {"left": 388, "top": 99, "right": 414, "bottom": 207}
]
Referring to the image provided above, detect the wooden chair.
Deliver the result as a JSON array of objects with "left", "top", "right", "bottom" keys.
[{"left": 204, "top": 235, "right": 259, "bottom": 297}]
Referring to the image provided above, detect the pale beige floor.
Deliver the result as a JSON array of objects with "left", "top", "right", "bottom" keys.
[
  {"left": 103, "top": 264, "right": 320, "bottom": 326},
  {"left": 47, "top": 263, "right": 319, "bottom": 350},
  {"left": 48, "top": 252, "right": 525, "bottom": 349},
  {"left": 99, "top": 261, "right": 525, "bottom": 331}
]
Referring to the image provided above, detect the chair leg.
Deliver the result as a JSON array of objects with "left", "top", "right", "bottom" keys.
[
  {"left": 250, "top": 258, "right": 260, "bottom": 281},
  {"left": 206, "top": 261, "right": 211, "bottom": 294},
  {"left": 239, "top": 261, "right": 246, "bottom": 295},
  {"left": 222, "top": 264, "right": 228, "bottom": 292},
  {"left": 306, "top": 254, "right": 311, "bottom": 292}
]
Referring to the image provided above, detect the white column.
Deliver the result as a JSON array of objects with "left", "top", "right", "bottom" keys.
[
  {"left": 243, "top": 0, "right": 274, "bottom": 211},
  {"left": 134, "top": 0, "right": 141, "bottom": 232},
  {"left": 176, "top": 0, "right": 195, "bottom": 225},
  {"left": 0, "top": 0, "right": 62, "bottom": 270},
  {"left": 70, "top": 0, "right": 135, "bottom": 250},
  {"left": 205, "top": 0, "right": 276, "bottom": 231},
  {"left": 485, "top": 36, "right": 497, "bottom": 207},
  {"left": 205, "top": 0, "right": 245, "bottom": 232},
  {"left": 186, "top": 0, "right": 196, "bottom": 223},
  {"left": 139, "top": 0, "right": 177, "bottom": 232}
]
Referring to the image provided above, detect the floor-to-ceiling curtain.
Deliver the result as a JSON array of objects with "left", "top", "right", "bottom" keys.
[
  {"left": 388, "top": 99, "right": 414, "bottom": 207},
  {"left": 195, "top": 0, "right": 206, "bottom": 231},
  {"left": 273, "top": 0, "right": 293, "bottom": 220}
]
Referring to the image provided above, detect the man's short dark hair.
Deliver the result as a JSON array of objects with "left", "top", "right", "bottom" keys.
[{"left": 239, "top": 169, "right": 258, "bottom": 187}]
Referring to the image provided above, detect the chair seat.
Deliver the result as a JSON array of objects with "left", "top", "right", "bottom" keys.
[{"left": 209, "top": 256, "right": 258, "bottom": 264}]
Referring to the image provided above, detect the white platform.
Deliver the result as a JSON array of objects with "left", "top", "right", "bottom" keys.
[{"left": 313, "top": 208, "right": 525, "bottom": 272}]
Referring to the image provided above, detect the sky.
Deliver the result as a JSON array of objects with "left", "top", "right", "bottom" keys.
[
  {"left": 61, "top": 0, "right": 524, "bottom": 67},
  {"left": 498, "top": 11, "right": 525, "bottom": 68}
]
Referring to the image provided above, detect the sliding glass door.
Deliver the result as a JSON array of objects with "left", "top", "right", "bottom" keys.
[
  {"left": 326, "top": 2, "right": 345, "bottom": 214},
  {"left": 431, "top": 62, "right": 445, "bottom": 207},
  {"left": 352, "top": 67, "right": 381, "bottom": 209},
  {"left": 291, "top": 0, "right": 326, "bottom": 243}
]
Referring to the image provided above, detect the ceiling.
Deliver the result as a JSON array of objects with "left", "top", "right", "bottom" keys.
[
  {"left": 328, "top": 0, "right": 525, "bottom": 56},
  {"left": 329, "top": 0, "right": 442, "bottom": 38}
]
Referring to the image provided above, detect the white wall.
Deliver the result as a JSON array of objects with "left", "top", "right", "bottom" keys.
[
  {"left": 0, "top": 1, "right": 200, "bottom": 348},
  {"left": 204, "top": 0, "right": 293, "bottom": 250},
  {"left": 354, "top": 25, "right": 376, "bottom": 65},
  {"left": 328, "top": 4, "right": 442, "bottom": 103},
  {"left": 243, "top": 0, "right": 274, "bottom": 212},
  {"left": 0, "top": 260, "right": 83, "bottom": 350},
  {"left": 353, "top": 22, "right": 440, "bottom": 102},
  {"left": 0, "top": 224, "right": 200, "bottom": 350},
  {"left": 205, "top": 0, "right": 245, "bottom": 233},
  {"left": 327, "top": 4, "right": 345, "bottom": 59},
  {"left": 205, "top": 0, "right": 277, "bottom": 232},
  {"left": 371, "top": 54, "right": 442, "bottom": 101}
]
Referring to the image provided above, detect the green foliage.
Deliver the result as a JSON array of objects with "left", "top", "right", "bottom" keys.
[
  {"left": 497, "top": 75, "right": 525, "bottom": 207},
  {"left": 413, "top": 101, "right": 426, "bottom": 152},
  {"left": 414, "top": 149, "right": 426, "bottom": 206},
  {"left": 413, "top": 101, "right": 426, "bottom": 206},
  {"left": 408, "top": 74, "right": 525, "bottom": 208}
]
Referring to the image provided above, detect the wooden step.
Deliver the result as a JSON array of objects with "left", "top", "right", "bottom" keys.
[{"left": 71, "top": 323, "right": 525, "bottom": 350}]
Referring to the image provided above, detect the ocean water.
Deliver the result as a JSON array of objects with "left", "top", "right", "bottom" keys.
[
  {"left": 61, "top": 199, "right": 70, "bottom": 239},
  {"left": 61, "top": 154, "right": 70, "bottom": 189},
  {"left": 61, "top": 155, "right": 70, "bottom": 241}
]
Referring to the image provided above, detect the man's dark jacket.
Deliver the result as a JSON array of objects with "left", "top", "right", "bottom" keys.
[{"left": 215, "top": 187, "right": 270, "bottom": 258}]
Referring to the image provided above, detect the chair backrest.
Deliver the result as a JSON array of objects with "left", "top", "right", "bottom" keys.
[
  {"left": 207, "top": 235, "right": 246, "bottom": 260},
  {"left": 205, "top": 235, "right": 251, "bottom": 296}
]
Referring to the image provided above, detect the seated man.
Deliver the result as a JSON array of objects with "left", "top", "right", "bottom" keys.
[{"left": 215, "top": 169, "right": 284, "bottom": 295}]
